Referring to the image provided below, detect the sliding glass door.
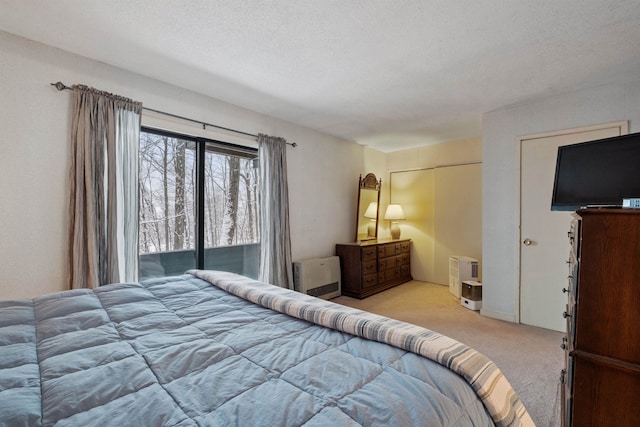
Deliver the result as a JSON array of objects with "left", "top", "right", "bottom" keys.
[{"left": 138, "top": 128, "right": 259, "bottom": 280}]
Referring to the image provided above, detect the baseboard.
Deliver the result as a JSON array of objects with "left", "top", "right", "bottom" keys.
[{"left": 480, "top": 308, "right": 517, "bottom": 323}]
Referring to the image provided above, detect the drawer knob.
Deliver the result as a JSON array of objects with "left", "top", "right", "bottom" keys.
[
  {"left": 562, "top": 288, "right": 569, "bottom": 293},
  {"left": 563, "top": 311, "right": 571, "bottom": 319},
  {"left": 561, "top": 336, "right": 568, "bottom": 350}
]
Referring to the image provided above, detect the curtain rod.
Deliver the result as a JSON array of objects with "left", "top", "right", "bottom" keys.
[
  {"left": 50, "top": 82, "right": 297, "bottom": 147},
  {"left": 389, "top": 161, "right": 482, "bottom": 174}
]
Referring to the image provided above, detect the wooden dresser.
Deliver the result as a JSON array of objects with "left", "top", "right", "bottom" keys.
[
  {"left": 562, "top": 209, "right": 640, "bottom": 426},
  {"left": 335, "top": 239, "right": 412, "bottom": 299}
]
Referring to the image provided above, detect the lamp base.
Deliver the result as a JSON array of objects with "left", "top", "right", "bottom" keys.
[
  {"left": 390, "top": 222, "right": 401, "bottom": 239},
  {"left": 367, "top": 220, "right": 376, "bottom": 237}
]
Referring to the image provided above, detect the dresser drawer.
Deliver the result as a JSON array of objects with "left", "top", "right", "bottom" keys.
[
  {"left": 377, "top": 245, "right": 389, "bottom": 258},
  {"left": 378, "top": 269, "right": 391, "bottom": 283},
  {"left": 388, "top": 255, "right": 402, "bottom": 267},
  {"left": 361, "top": 246, "right": 377, "bottom": 261},
  {"left": 378, "top": 243, "right": 401, "bottom": 258},
  {"left": 362, "top": 260, "right": 377, "bottom": 275},
  {"left": 362, "top": 273, "right": 377, "bottom": 288},
  {"left": 401, "top": 264, "right": 411, "bottom": 277},
  {"left": 400, "top": 253, "right": 410, "bottom": 265}
]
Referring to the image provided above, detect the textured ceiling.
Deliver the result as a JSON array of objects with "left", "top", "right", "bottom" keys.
[{"left": 1, "top": 1, "right": 640, "bottom": 152}]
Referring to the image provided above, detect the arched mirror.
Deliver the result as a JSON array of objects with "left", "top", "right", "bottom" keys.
[{"left": 354, "top": 173, "right": 382, "bottom": 242}]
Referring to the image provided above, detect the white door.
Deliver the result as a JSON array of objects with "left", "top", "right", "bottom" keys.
[{"left": 519, "top": 123, "right": 626, "bottom": 331}]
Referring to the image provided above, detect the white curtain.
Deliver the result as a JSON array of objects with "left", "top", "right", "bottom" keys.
[
  {"left": 258, "top": 134, "right": 294, "bottom": 288},
  {"left": 114, "top": 108, "right": 140, "bottom": 282},
  {"left": 68, "top": 85, "right": 142, "bottom": 289}
]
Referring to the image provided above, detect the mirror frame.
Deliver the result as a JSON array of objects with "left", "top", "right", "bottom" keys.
[{"left": 354, "top": 173, "right": 382, "bottom": 242}]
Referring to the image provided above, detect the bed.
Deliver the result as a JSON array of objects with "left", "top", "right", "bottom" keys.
[{"left": 0, "top": 270, "right": 534, "bottom": 426}]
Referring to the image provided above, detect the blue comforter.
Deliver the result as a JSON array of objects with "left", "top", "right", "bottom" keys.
[{"left": 0, "top": 272, "right": 530, "bottom": 426}]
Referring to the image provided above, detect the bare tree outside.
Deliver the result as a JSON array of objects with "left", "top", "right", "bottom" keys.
[
  {"left": 173, "top": 140, "right": 186, "bottom": 250},
  {"left": 138, "top": 131, "right": 259, "bottom": 255},
  {"left": 222, "top": 156, "right": 240, "bottom": 245}
]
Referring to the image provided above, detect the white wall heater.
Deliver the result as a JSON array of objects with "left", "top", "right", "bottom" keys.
[
  {"left": 293, "top": 256, "right": 341, "bottom": 299},
  {"left": 449, "top": 256, "right": 479, "bottom": 298}
]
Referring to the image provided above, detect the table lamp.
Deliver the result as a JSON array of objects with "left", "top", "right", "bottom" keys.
[{"left": 384, "top": 204, "right": 405, "bottom": 239}]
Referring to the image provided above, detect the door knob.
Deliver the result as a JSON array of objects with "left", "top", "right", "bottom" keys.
[{"left": 523, "top": 238, "right": 533, "bottom": 246}]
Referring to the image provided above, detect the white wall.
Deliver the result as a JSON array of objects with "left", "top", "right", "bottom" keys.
[
  {"left": 0, "top": 30, "right": 363, "bottom": 299},
  {"left": 482, "top": 81, "right": 640, "bottom": 321}
]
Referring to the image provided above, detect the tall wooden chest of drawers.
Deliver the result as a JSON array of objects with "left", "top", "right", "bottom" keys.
[
  {"left": 335, "top": 239, "right": 412, "bottom": 299},
  {"left": 561, "top": 209, "right": 640, "bottom": 426}
]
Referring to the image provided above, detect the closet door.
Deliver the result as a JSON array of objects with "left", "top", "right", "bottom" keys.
[
  {"left": 433, "top": 163, "right": 482, "bottom": 286},
  {"left": 390, "top": 163, "right": 481, "bottom": 286}
]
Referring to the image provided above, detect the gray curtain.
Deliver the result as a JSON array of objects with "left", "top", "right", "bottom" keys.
[
  {"left": 68, "top": 85, "right": 142, "bottom": 289},
  {"left": 258, "top": 134, "right": 294, "bottom": 288}
]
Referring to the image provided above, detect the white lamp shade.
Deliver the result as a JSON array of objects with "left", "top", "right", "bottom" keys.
[
  {"left": 384, "top": 204, "right": 405, "bottom": 220},
  {"left": 364, "top": 202, "right": 378, "bottom": 219}
]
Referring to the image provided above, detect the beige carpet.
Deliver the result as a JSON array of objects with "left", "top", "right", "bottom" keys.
[{"left": 332, "top": 280, "right": 564, "bottom": 427}]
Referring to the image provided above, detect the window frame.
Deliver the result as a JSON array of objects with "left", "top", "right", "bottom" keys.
[{"left": 139, "top": 126, "right": 259, "bottom": 271}]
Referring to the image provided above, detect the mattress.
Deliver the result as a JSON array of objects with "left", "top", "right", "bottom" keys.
[{"left": 0, "top": 270, "right": 533, "bottom": 426}]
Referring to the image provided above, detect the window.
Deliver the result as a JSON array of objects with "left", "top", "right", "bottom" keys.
[{"left": 138, "top": 128, "right": 259, "bottom": 280}]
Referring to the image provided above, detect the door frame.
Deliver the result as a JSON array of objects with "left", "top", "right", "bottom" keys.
[{"left": 514, "top": 121, "right": 628, "bottom": 324}]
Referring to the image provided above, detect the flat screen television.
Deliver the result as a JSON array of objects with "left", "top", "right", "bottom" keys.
[{"left": 551, "top": 131, "right": 640, "bottom": 211}]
